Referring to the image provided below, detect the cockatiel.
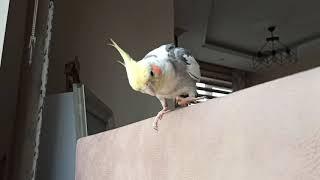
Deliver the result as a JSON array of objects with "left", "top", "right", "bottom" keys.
[{"left": 109, "top": 39, "right": 202, "bottom": 130}]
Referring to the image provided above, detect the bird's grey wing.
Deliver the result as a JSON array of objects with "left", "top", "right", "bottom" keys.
[
  {"left": 164, "top": 44, "right": 201, "bottom": 82},
  {"left": 141, "top": 43, "right": 201, "bottom": 82}
]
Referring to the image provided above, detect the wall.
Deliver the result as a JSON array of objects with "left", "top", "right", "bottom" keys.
[
  {"left": 0, "top": 0, "right": 28, "bottom": 178},
  {"left": 247, "top": 38, "right": 320, "bottom": 86},
  {"left": 47, "top": 0, "right": 174, "bottom": 127}
]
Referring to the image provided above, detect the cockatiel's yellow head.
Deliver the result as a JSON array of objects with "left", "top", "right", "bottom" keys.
[{"left": 109, "top": 39, "right": 153, "bottom": 93}]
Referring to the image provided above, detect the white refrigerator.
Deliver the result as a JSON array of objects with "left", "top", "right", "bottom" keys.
[{"left": 36, "top": 84, "right": 114, "bottom": 180}]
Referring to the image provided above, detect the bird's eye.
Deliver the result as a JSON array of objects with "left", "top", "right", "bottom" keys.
[{"left": 150, "top": 71, "right": 154, "bottom": 77}]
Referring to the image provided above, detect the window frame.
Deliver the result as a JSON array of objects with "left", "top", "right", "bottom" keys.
[{"left": 0, "top": 0, "right": 10, "bottom": 66}]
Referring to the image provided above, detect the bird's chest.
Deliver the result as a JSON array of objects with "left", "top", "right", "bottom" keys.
[
  {"left": 150, "top": 60, "right": 192, "bottom": 99},
  {"left": 155, "top": 73, "right": 191, "bottom": 98}
]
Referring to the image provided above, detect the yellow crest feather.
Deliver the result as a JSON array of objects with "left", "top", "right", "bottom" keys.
[{"left": 108, "top": 39, "right": 149, "bottom": 91}]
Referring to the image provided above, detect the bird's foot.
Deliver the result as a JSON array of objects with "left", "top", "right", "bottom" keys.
[
  {"left": 176, "top": 96, "right": 205, "bottom": 107},
  {"left": 153, "top": 108, "right": 170, "bottom": 131}
]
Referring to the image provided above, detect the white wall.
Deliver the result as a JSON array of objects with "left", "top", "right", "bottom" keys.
[
  {"left": 47, "top": 0, "right": 174, "bottom": 127},
  {"left": 247, "top": 39, "right": 320, "bottom": 85}
]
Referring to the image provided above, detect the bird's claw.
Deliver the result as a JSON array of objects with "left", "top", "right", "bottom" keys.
[
  {"left": 176, "top": 96, "right": 205, "bottom": 106},
  {"left": 153, "top": 122, "right": 158, "bottom": 131},
  {"left": 152, "top": 108, "right": 169, "bottom": 131},
  {"left": 152, "top": 114, "right": 162, "bottom": 131}
]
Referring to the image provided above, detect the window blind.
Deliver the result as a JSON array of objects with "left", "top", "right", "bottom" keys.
[{"left": 196, "top": 61, "right": 234, "bottom": 102}]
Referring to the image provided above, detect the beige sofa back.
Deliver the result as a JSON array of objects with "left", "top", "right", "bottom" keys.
[{"left": 76, "top": 67, "right": 320, "bottom": 180}]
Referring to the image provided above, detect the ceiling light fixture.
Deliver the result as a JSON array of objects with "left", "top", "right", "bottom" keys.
[{"left": 252, "top": 26, "right": 298, "bottom": 69}]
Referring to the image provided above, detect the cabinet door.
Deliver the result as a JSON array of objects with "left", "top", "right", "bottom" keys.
[
  {"left": 72, "top": 84, "right": 88, "bottom": 138},
  {"left": 83, "top": 86, "right": 115, "bottom": 135}
]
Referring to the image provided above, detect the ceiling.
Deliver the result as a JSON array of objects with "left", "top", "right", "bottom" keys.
[{"left": 174, "top": 0, "right": 320, "bottom": 71}]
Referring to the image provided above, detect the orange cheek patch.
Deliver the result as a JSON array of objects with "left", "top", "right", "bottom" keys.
[{"left": 151, "top": 65, "right": 162, "bottom": 76}]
